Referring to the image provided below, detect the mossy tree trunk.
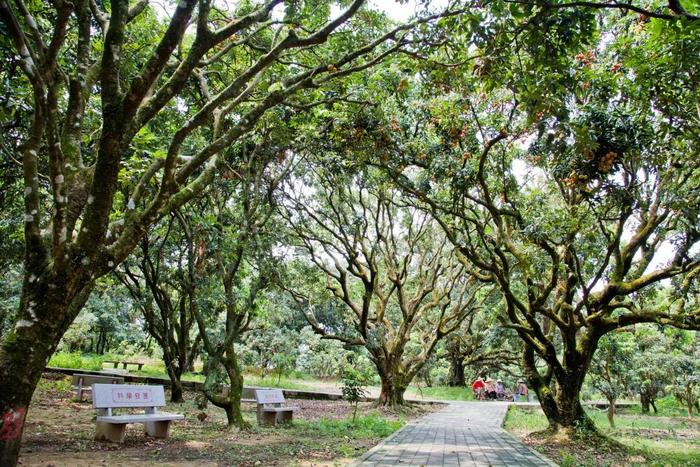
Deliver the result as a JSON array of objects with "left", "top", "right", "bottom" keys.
[
  {"left": 202, "top": 352, "right": 248, "bottom": 429},
  {"left": 523, "top": 345, "right": 597, "bottom": 438},
  {"left": 606, "top": 397, "right": 616, "bottom": 428},
  {"left": 0, "top": 276, "right": 93, "bottom": 465},
  {"left": 372, "top": 353, "right": 417, "bottom": 408},
  {"left": 447, "top": 353, "right": 466, "bottom": 387}
]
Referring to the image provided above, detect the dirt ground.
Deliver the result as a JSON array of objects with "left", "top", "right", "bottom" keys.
[{"left": 18, "top": 374, "right": 437, "bottom": 467}]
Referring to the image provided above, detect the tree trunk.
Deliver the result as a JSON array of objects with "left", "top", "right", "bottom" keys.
[
  {"left": 184, "top": 334, "right": 201, "bottom": 374},
  {"left": 447, "top": 354, "right": 466, "bottom": 387},
  {"left": 378, "top": 374, "right": 407, "bottom": 407},
  {"left": 606, "top": 397, "right": 615, "bottom": 428},
  {"left": 374, "top": 357, "right": 409, "bottom": 407},
  {"left": 223, "top": 366, "right": 247, "bottom": 428},
  {"left": 165, "top": 362, "right": 184, "bottom": 403},
  {"left": 0, "top": 277, "right": 92, "bottom": 466},
  {"left": 523, "top": 348, "right": 595, "bottom": 438},
  {"left": 640, "top": 392, "right": 650, "bottom": 414},
  {"left": 539, "top": 380, "right": 594, "bottom": 436},
  {"left": 202, "top": 352, "right": 249, "bottom": 429}
]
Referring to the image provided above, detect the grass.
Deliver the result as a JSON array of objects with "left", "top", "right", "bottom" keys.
[
  {"left": 505, "top": 404, "right": 700, "bottom": 466},
  {"left": 405, "top": 385, "right": 474, "bottom": 401},
  {"left": 47, "top": 351, "right": 112, "bottom": 371},
  {"left": 294, "top": 412, "right": 404, "bottom": 439},
  {"left": 243, "top": 374, "right": 319, "bottom": 391},
  {"left": 130, "top": 363, "right": 206, "bottom": 383}
]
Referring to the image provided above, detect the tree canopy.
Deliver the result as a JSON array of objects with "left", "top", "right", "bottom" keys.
[{"left": 1, "top": 1, "right": 700, "bottom": 464}]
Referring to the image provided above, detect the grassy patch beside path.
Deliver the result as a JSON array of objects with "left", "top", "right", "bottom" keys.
[
  {"left": 404, "top": 385, "right": 474, "bottom": 401},
  {"left": 505, "top": 405, "right": 700, "bottom": 466}
]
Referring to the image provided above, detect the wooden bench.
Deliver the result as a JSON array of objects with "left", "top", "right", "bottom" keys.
[
  {"left": 92, "top": 384, "right": 184, "bottom": 443},
  {"left": 254, "top": 389, "right": 298, "bottom": 426},
  {"left": 72, "top": 373, "right": 124, "bottom": 402},
  {"left": 103, "top": 360, "right": 145, "bottom": 370}
]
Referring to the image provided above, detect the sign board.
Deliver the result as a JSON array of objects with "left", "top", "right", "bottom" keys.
[
  {"left": 254, "top": 389, "right": 285, "bottom": 405},
  {"left": 92, "top": 384, "right": 166, "bottom": 408}
]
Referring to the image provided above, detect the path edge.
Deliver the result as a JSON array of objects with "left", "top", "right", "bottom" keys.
[{"left": 349, "top": 419, "right": 418, "bottom": 467}]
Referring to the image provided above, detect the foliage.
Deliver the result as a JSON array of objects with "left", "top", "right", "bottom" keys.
[
  {"left": 664, "top": 331, "right": 700, "bottom": 417},
  {"left": 587, "top": 331, "right": 635, "bottom": 426},
  {"left": 57, "top": 281, "right": 142, "bottom": 354},
  {"left": 297, "top": 327, "right": 353, "bottom": 379},
  {"left": 47, "top": 352, "right": 109, "bottom": 371},
  {"left": 341, "top": 367, "right": 370, "bottom": 423},
  {"left": 282, "top": 168, "right": 492, "bottom": 406},
  {"left": 0, "top": 267, "right": 21, "bottom": 338}
]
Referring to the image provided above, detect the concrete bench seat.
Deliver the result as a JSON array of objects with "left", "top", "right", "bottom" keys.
[
  {"left": 260, "top": 406, "right": 300, "bottom": 412},
  {"left": 92, "top": 384, "right": 184, "bottom": 443},
  {"left": 96, "top": 413, "right": 184, "bottom": 424},
  {"left": 254, "top": 389, "right": 298, "bottom": 426}
]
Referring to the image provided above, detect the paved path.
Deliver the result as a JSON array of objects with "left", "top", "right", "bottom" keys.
[{"left": 353, "top": 402, "right": 556, "bottom": 466}]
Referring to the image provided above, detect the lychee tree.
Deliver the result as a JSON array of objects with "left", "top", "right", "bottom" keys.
[
  {"left": 352, "top": 3, "right": 700, "bottom": 436},
  {"left": 0, "top": 0, "right": 457, "bottom": 462}
]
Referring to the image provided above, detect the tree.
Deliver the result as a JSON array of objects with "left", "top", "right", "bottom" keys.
[
  {"left": 629, "top": 325, "right": 672, "bottom": 414},
  {"left": 282, "top": 168, "right": 491, "bottom": 406},
  {"left": 587, "top": 331, "right": 634, "bottom": 427},
  {"left": 116, "top": 211, "right": 203, "bottom": 403},
  {"left": 664, "top": 329, "right": 700, "bottom": 418},
  {"left": 192, "top": 146, "right": 288, "bottom": 429},
  {"left": 344, "top": 4, "right": 700, "bottom": 435},
  {"left": 0, "top": 0, "right": 452, "bottom": 461},
  {"left": 380, "top": 94, "right": 700, "bottom": 434},
  {"left": 441, "top": 314, "right": 520, "bottom": 387}
]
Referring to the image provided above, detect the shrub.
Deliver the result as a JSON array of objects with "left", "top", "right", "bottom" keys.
[{"left": 342, "top": 367, "right": 369, "bottom": 423}]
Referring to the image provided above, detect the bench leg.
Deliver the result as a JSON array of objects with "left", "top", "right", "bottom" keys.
[
  {"left": 73, "top": 387, "right": 83, "bottom": 402},
  {"left": 95, "top": 422, "right": 126, "bottom": 443},
  {"left": 256, "top": 410, "right": 277, "bottom": 427},
  {"left": 113, "top": 362, "right": 118, "bottom": 368},
  {"left": 276, "top": 411, "right": 294, "bottom": 425},
  {"left": 145, "top": 420, "right": 171, "bottom": 438}
]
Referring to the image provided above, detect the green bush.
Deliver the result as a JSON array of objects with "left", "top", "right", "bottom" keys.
[
  {"left": 342, "top": 367, "right": 369, "bottom": 423},
  {"left": 48, "top": 351, "right": 107, "bottom": 371}
]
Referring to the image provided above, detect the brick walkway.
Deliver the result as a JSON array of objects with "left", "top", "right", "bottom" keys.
[{"left": 353, "top": 402, "right": 556, "bottom": 466}]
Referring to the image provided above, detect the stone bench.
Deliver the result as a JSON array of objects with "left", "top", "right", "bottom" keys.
[
  {"left": 72, "top": 373, "right": 125, "bottom": 402},
  {"left": 92, "top": 383, "right": 184, "bottom": 443},
  {"left": 218, "top": 386, "right": 256, "bottom": 403},
  {"left": 103, "top": 360, "right": 145, "bottom": 370},
  {"left": 254, "top": 389, "right": 298, "bottom": 426}
]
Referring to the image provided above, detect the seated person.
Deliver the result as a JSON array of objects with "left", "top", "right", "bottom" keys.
[
  {"left": 484, "top": 378, "right": 497, "bottom": 400},
  {"left": 496, "top": 379, "right": 505, "bottom": 400},
  {"left": 471, "top": 377, "right": 485, "bottom": 400}
]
